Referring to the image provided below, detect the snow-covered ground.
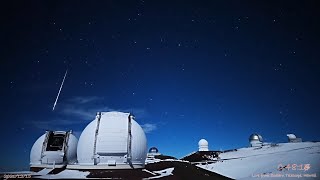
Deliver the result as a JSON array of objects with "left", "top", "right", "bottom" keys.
[
  {"left": 2, "top": 142, "right": 319, "bottom": 179},
  {"left": 145, "top": 158, "right": 161, "bottom": 164},
  {"left": 197, "top": 142, "right": 320, "bottom": 179},
  {"left": 37, "top": 169, "right": 90, "bottom": 179},
  {"left": 144, "top": 167, "right": 174, "bottom": 179}
]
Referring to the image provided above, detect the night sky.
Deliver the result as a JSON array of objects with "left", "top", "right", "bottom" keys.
[{"left": 1, "top": 1, "right": 319, "bottom": 171}]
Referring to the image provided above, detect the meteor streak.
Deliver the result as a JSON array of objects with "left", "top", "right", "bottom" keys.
[{"left": 52, "top": 69, "right": 68, "bottom": 111}]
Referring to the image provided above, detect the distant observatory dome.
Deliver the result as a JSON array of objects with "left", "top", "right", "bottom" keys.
[
  {"left": 249, "top": 133, "right": 263, "bottom": 147},
  {"left": 30, "top": 131, "right": 78, "bottom": 170},
  {"left": 149, "top": 147, "right": 159, "bottom": 154},
  {"left": 146, "top": 146, "right": 161, "bottom": 162},
  {"left": 287, "top": 134, "right": 302, "bottom": 143},
  {"left": 287, "top": 134, "right": 296, "bottom": 139},
  {"left": 198, "top": 139, "right": 209, "bottom": 151},
  {"left": 249, "top": 134, "right": 263, "bottom": 142},
  {"left": 74, "top": 112, "right": 147, "bottom": 169}
]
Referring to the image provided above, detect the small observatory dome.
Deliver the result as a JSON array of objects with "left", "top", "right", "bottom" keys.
[
  {"left": 30, "top": 131, "right": 78, "bottom": 170},
  {"left": 287, "top": 134, "right": 296, "bottom": 139},
  {"left": 149, "top": 147, "right": 159, "bottom": 154},
  {"left": 198, "top": 139, "right": 209, "bottom": 151},
  {"left": 287, "top": 134, "right": 302, "bottom": 143},
  {"left": 146, "top": 147, "right": 161, "bottom": 162},
  {"left": 75, "top": 112, "right": 147, "bottom": 169},
  {"left": 249, "top": 133, "right": 263, "bottom": 147}
]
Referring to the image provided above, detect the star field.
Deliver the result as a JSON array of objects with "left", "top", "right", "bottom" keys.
[{"left": 0, "top": 0, "right": 319, "bottom": 171}]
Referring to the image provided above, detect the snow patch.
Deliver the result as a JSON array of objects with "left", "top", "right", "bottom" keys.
[
  {"left": 197, "top": 142, "right": 320, "bottom": 179},
  {"left": 37, "top": 169, "right": 90, "bottom": 179},
  {"left": 145, "top": 167, "right": 174, "bottom": 179},
  {"left": 142, "top": 169, "right": 157, "bottom": 176}
]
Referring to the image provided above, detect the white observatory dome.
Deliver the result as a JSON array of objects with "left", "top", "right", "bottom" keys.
[
  {"left": 249, "top": 133, "right": 263, "bottom": 147},
  {"left": 30, "top": 131, "right": 78, "bottom": 170},
  {"left": 75, "top": 112, "right": 147, "bottom": 169},
  {"left": 287, "top": 134, "right": 296, "bottom": 139},
  {"left": 198, "top": 139, "right": 209, "bottom": 151},
  {"left": 287, "top": 133, "right": 302, "bottom": 143}
]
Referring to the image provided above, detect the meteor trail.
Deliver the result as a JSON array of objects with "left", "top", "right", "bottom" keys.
[{"left": 52, "top": 69, "right": 68, "bottom": 111}]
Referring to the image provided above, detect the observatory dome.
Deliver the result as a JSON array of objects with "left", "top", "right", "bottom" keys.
[
  {"left": 30, "top": 131, "right": 78, "bottom": 170},
  {"left": 287, "top": 133, "right": 302, "bottom": 143},
  {"left": 249, "top": 134, "right": 263, "bottom": 142},
  {"left": 149, "top": 147, "right": 159, "bottom": 154},
  {"left": 75, "top": 112, "right": 147, "bottom": 169},
  {"left": 287, "top": 134, "right": 296, "bottom": 139},
  {"left": 249, "top": 133, "right": 263, "bottom": 147},
  {"left": 198, "top": 139, "right": 209, "bottom": 151}
]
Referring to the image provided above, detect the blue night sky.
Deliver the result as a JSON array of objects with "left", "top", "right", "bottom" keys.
[{"left": 1, "top": 1, "right": 319, "bottom": 171}]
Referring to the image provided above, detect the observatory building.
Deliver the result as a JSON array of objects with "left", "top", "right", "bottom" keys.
[
  {"left": 146, "top": 147, "right": 161, "bottom": 163},
  {"left": 181, "top": 139, "right": 221, "bottom": 162},
  {"left": 68, "top": 111, "right": 147, "bottom": 169},
  {"left": 148, "top": 147, "right": 160, "bottom": 155},
  {"left": 198, "top": 139, "right": 209, "bottom": 151},
  {"left": 30, "top": 130, "right": 78, "bottom": 171},
  {"left": 287, "top": 134, "right": 302, "bottom": 143},
  {"left": 249, "top": 133, "right": 263, "bottom": 147}
]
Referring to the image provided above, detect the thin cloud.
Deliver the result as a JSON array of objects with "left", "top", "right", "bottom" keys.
[
  {"left": 59, "top": 96, "right": 148, "bottom": 120},
  {"left": 68, "top": 96, "right": 102, "bottom": 104},
  {"left": 31, "top": 96, "right": 151, "bottom": 131},
  {"left": 60, "top": 104, "right": 106, "bottom": 120},
  {"left": 141, "top": 123, "right": 157, "bottom": 133},
  {"left": 31, "top": 118, "right": 85, "bottom": 130},
  {"left": 60, "top": 105, "right": 147, "bottom": 120}
]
